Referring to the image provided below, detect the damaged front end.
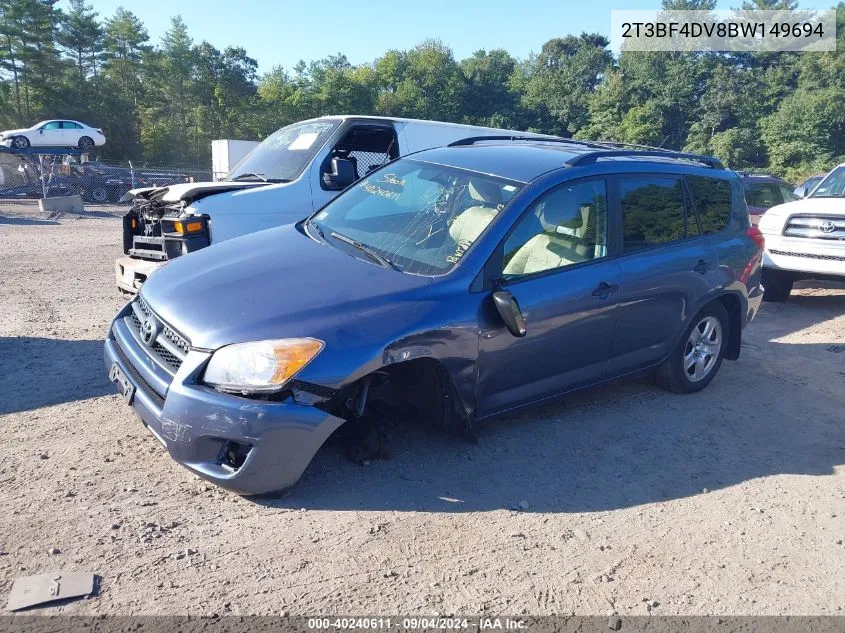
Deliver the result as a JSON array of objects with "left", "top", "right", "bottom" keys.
[
  {"left": 116, "top": 181, "right": 264, "bottom": 294},
  {"left": 122, "top": 190, "right": 211, "bottom": 264}
]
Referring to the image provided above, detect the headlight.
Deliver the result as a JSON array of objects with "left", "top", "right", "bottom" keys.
[
  {"left": 758, "top": 213, "right": 782, "bottom": 234},
  {"left": 203, "top": 338, "right": 324, "bottom": 394}
]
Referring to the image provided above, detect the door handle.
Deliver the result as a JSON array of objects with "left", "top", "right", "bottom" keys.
[
  {"left": 592, "top": 281, "right": 619, "bottom": 297},
  {"left": 693, "top": 259, "right": 711, "bottom": 274}
]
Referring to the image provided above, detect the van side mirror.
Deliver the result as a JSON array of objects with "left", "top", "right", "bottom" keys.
[
  {"left": 322, "top": 157, "right": 357, "bottom": 191},
  {"left": 493, "top": 290, "right": 527, "bottom": 337}
]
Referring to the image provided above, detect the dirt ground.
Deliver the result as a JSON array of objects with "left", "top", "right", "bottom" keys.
[{"left": 1, "top": 207, "right": 844, "bottom": 617}]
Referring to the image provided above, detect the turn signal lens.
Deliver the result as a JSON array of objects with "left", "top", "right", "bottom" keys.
[{"left": 172, "top": 220, "right": 203, "bottom": 234}]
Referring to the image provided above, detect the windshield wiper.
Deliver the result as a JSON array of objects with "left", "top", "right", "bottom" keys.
[
  {"left": 231, "top": 172, "right": 268, "bottom": 182},
  {"left": 329, "top": 231, "right": 401, "bottom": 271}
]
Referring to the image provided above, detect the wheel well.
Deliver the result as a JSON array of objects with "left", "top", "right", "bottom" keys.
[
  {"left": 714, "top": 293, "right": 742, "bottom": 361},
  {"left": 326, "top": 358, "right": 468, "bottom": 434}
]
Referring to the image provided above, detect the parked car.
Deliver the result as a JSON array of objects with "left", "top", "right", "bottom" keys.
[
  {"left": 0, "top": 119, "right": 106, "bottom": 151},
  {"left": 0, "top": 159, "right": 191, "bottom": 203},
  {"left": 793, "top": 173, "right": 826, "bottom": 199},
  {"left": 104, "top": 138, "right": 764, "bottom": 495},
  {"left": 739, "top": 173, "right": 796, "bottom": 225},
  {"left": 758, "top": 163, "right": 845, "bottom": 301},
  {"left": 115, "top": 115, "right": 555, "bottom": 295}
]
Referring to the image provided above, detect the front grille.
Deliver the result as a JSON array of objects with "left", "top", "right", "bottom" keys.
[
  {"left": 127, "top": 297, "right": 191, "bottom": 373},
  {"left": 768, "top": 249, "right": 845, "bottom": 262},
  {"left": 783, "top": 215, "right": 845, "bottom": 240}
]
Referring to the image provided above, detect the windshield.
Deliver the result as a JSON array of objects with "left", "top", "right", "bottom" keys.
[
  {"left": 308, "top": 159, "right": 522, "bottom": 275},
  {"left": 229, "top": 120, "right": 338, "bottom": 183},
  {"left": 809, "top": 166, "right": 845, "bottom": 198}
]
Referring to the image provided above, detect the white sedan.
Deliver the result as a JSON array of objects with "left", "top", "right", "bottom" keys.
[{"left": 0, "top": 119, "right": 106, "bottom": 151}]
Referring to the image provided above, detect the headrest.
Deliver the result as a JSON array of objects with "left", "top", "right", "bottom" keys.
[
  {"left": 538, "top": 186, "right": 592, "bottom": 235},
  {"left": 468, "top": 179, "right": 502, "bottom": 206}
]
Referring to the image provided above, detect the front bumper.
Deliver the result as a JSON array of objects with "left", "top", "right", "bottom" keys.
[
  {"left": 115, "top": 256, "right": 163, "bottom": 295},
  {"left": 762, "top": 235, "right": 845, "bottom": 279},
  {"left": 103, "top": 305, "right": 344, "bottom": 495}
]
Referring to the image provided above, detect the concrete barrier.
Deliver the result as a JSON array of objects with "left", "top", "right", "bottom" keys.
[{"left": 38, "top": 195, "right": 84, "bottom": 215}]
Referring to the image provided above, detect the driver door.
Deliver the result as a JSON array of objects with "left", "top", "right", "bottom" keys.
[
  {"left": 38, "top": 121, "right": 63, "bottom": 146},
  {"left": 310, "top": 123, "right": 399, "bottom": 211},
  {"left": 476, "top": 177, "right": 622, "bottom": 417}
]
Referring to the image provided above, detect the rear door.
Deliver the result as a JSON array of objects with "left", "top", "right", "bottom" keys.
[
  {"left": 607, "top": 174, "right": 719, "bottom": 376},
  {"left": 61, "top": 121, "right": 83, "bottom": 147}
]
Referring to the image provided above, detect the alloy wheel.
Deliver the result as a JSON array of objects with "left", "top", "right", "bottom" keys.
[{"left": 683, "top": 316, "right": 722, "bottom": 382}]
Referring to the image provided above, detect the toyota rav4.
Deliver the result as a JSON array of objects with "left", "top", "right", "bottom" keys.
[{"left": 104, "top": 138, "right": 764, "bottom": 495}]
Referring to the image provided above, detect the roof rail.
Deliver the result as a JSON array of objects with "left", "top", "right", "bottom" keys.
[
  {"left": 566, "top": 149, "right": 724, "bottom": 170},
  {"left": 446, "top": 135, "right": 724, "bottom": 169},
  {"left": 447, "top": 134, "right": 570, "bottom": 147}
]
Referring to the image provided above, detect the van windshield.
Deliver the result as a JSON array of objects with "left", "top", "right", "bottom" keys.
[
  {"left": 307, "top": 159, "right": 522, "bottom": 276},
  {"left": 229, "top": 120, "right": 338, "bottom": 183}
]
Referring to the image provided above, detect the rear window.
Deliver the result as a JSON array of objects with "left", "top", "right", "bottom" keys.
[{"left": 686, "top": 176, "right": 732, "bottom": 234}]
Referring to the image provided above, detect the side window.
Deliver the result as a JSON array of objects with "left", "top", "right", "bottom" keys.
[
  {"left": 502, "top": 179, "right": 608, "bottom": 278},
  {"left": 325, "top": 126, "right": 398, "bottom": 183},
  {"left": 687, "top": 175, "right": 732, "bottom": 234},
  {"left": 619, "top": 176, "right": 688, "bottom": 253},
  {"left": 778, "top": 184, "right": 797, "bottom": 203},
  {"left": 748, "top": 183, "right": 782, "bottom": 208},
  {"left": 43, "top": 121, "right": 61, "bottom": 130}
]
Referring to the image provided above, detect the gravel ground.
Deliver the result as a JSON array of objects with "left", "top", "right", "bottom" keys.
[{"left": 1, "top": 208, "right": 844, "bottom": 616}]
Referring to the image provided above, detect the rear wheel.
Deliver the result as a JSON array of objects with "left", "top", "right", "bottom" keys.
[
  {"left": 86, "top": 185, "right": 108, "bottom": 203},
  {"left": 12, "top": 136, "right": 29, "bottom": 150},
  {"left": 78, "top": 136, "right": 94, "bottom": 151},
  {"left": 762, "top": 268, "right": 793, "bottom": 302},
  {"left": 657, "top": 302, "right": 729, "bottom": 394}
]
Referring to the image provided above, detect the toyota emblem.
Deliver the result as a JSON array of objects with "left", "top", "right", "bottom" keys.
[
  {"left": 818, "top": 220, "right": 836, "bottom": 234},
  {"left": 140, "top": 317, "right": 158, "bottom": 346}
]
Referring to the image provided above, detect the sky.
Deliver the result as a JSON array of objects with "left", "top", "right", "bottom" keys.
[{"left": 65, "top": 0, "right": 783, "bottom": 74}]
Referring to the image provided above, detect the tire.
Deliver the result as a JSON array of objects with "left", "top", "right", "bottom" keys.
[
  {"left": 761, "top": 268, "right": 793, "bottom": 302},
  {"left": 78, "top": 136, "right": 94, "bottom": 151},
  {"left": 657, "top": 301, "right": 729, "bottom": 394},
  {"left": 12, "top": 136, "right": 29, "bottom": 150},
  {"left": 86, "top": 185, "right": 108, "bottom": 203}
]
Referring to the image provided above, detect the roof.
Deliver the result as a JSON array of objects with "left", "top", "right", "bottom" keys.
[
  {"left": 411, "top": 143, "right": 588, "bottom": 183},
  {"left": 410, "top": 139, "right": 725, "bottom": 183}
]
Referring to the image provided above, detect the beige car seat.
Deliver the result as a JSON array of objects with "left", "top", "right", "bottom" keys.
[
  {"left": 448, "top": 179, "right": 503, "bottom": 246},
  {"left": 504, "top": 188, "right": 600, "bottom": 276}
]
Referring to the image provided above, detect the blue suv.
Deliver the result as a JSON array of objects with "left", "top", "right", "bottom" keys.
[{"left": 104, "top": 137, "right": 765, "bottom": 495}]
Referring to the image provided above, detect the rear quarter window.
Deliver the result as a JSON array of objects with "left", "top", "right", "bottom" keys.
[{"left": 686, "top": 175, "right": 733, "bottom": 234}]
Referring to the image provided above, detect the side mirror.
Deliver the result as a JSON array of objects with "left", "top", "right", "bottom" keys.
[
  {"left": 322, "top": 157, "right": 357, "bottom": 190},
  {"left": 493, "top": 290, "right": 527, "bottom": 338},
  {"left": 794, "top": 186, "right": 806, "bottom": 198}
]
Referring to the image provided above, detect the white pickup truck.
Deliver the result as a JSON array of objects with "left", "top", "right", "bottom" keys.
[
  {"left": 758, "top": 164, "right": 845, "bottom": 301},
  {"left": 116, "top": 115, "right": 549, "bottom": 294}
]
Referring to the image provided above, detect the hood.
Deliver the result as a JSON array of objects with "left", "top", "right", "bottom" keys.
[
  {"left": 124, "top": 181, "right": 266, "bottom": 204},
  {"left": 0, "top": 128, "right": 28, "bottom": 137},
  {"left": 139, "top": 224, "right": 433, "bottom": 350},
  {"left": 765, "top": 197, "right": 845, "bottom": 218}
]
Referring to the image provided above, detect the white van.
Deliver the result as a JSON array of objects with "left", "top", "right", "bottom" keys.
[{"left": 116, "top": 115, "right": 549, "bottom": 294}]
